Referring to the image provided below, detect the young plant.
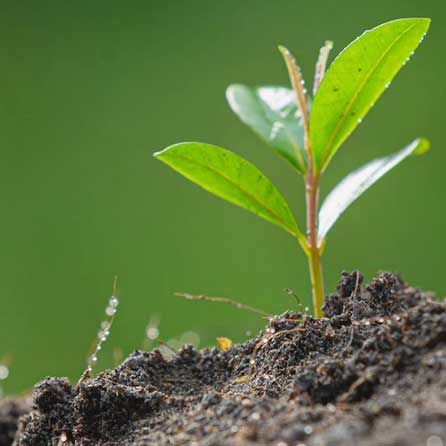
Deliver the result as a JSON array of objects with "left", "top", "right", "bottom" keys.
[{"left": 154, "top": 18, "right": 431, "bottom": 318}]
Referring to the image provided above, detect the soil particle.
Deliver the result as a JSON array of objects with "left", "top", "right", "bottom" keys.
[
  {"left": 0, "top": 398, "right": 31, "bottom": 446},
  {"left": 9, "top": 272, "right": 446, "bottom": 445}
]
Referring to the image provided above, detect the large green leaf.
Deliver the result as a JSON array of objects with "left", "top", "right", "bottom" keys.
[
  {"left": 318, "top": 138, "right": 430, "bottom": 243},
  {"left": 154, "top": 142, "right": 305, "bottom": 244},
  {"left": 226, "top": 85, "right": 307, "bottom": 174},
  {"left": 310, "top": 18, "right": 430, "bottom": 172}
]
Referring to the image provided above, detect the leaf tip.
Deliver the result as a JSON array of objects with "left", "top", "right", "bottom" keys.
[
  {"left": 277, "top": 45, "right": 289, "bottom": 56},
  {"left": 416, "top": 17, "right": 431, "bottom": 33},
  {"left": 153, "top": 142, "right": 190, "bottom": 159},
  {"left": 225, "top": 84, "right": 243, "bottom": 109},
  {"left": 414, "top": 138, "right": 431, "bottom": 155}
]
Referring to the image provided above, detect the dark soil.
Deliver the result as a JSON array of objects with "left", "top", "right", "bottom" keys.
[
  {"left": 6, "top": 272, "right": 446, "bottom": 445},
  {"left": 0, "top": 398, "right": 31, "bottom": 446}
]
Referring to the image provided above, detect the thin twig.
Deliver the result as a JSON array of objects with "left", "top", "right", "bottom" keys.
[
  {"left": 284, "top": 288, "right": 307, "bottom": 314},
  {"left": 76, "top": 276, "right": 120, "bottom": 389},
  {"left": 174, "top": 292, "right": 269, "bottom": 317},
  {"left": 341, "top": 326, "right": 356, "bottom": 356},
  {"left": 352, "top": 271, "right": 361, "bottom": 298},
  {"left": 313, "top": 40, "right": 333, "bottom": 96}
]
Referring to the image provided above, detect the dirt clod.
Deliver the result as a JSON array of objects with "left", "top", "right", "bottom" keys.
[
  {"left": 0, "top": 398, "right": 31, "bottom": 446},
  {"left": 7, "top": 272, "right": 446, "bottom": 445}
]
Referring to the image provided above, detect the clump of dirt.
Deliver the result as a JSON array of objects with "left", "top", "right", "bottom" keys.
[
  {"left": 0, "top": 397, "right": 31, "bottom": 446},
  {"left": 10, "top": 272, "right": 446, "bottom": 446}
]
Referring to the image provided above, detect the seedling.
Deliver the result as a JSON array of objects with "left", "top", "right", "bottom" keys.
[{"left": 154, "top": 18, "right": 431, "bottom": 318}]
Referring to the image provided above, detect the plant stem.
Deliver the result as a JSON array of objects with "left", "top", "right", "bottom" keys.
[
  {"left": 305, "top": 169, "right": 325, "bottom": 318},
  {"left": 307, "top": 244, "right": 324, "bottom": 318},
  {"left": 279, "top": 45, "right": 325, "bottom": 318}
]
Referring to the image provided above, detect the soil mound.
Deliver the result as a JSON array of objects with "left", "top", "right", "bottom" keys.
[{"left": 10, "top": 272, "right": 446, "bottom": 446}]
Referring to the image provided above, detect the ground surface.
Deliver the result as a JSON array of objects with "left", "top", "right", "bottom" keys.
[
  {"left": 0, "top": 398, "right": 31, "bottom": 446},
  {"left": 4, "top": 272, "right": 446, "bottom": 445}
]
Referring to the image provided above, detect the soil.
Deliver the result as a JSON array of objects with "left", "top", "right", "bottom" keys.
[
  {"left": 0, "top": 398, "right": 31, "bottom": 446},
  {"left": 4, "top": 271, "right": 446, "bottom": 446}
]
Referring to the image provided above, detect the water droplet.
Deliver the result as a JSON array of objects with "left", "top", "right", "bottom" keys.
[
  {"left": 0, "top": 365, "right": 9, "bottom": 380},
  {"left": 146, "top": 326, "right": 160, "bottom": 340},
  {"left": 385, "top": 82, "right": 390, "bottom": 89},
  {"left": 357, "top": 118, "right": 362, "bottom": 124},
  {"left": 304, "top": 425, "right": 313, "bottom": 434},
  {"left": 109, "top": 296, "right": 119, "bottom": 307},
  {"left": 106, "top": 306, "right": 116, "bottom": 316},
  {"left": 91, "top": 355, "right": 97, "bottom": 362}
]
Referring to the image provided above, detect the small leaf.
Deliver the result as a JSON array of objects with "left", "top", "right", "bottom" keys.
[
  {"left": 216, "top": 337, "right": 233, "bottom": 352},
  {"left": 313, "top": 40, "right": 334, "bottom": 96},
  {"left": 154, "top": 142, "right": 306, "bottom": 245},
  {"left": 278, "top": 46, "right": 310, "bottom": 140},
  {"left": 310, "top": 18, "right": 430, "bottom": 172},
  {"left": 226, "top": 85, "right": 307, "bottom": 174},
  {"left": 318, "top": 138, "right": 430, "bottom": 243}
]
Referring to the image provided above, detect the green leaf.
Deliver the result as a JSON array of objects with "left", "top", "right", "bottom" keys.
[
  {"left": 226, "top": 85, "right": 307, "bottom": 174},
  {"left": 310, "top": 18, "right": 430, "bottom": 172},
  {"left": 154, "top": 142, "right": 306, "bottom": 244},
  {"left": 318, "top": 138, "right": 430, "bottom": 243}
]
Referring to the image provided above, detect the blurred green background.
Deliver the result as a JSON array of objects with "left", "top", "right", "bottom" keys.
[{"left": 0, "top": 0, "right": 443, "bottom": 395}]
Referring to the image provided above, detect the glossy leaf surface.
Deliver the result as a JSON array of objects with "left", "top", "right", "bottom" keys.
[
  {"left": 154, "top": 142, "right": 305, "bottom": 242},
  {"left": 226, "top": 85, "right": 307, "bottom": 173},
  {"left": 310, "top": 18, "right": 430, "bottom": 172},
  {"left": 317, "top": 138, "right": 430, "bottom": 243}
]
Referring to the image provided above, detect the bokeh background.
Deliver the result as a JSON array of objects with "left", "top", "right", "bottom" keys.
[{"left": 1, "top": 0, "right": 444, "bottom": 395}]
